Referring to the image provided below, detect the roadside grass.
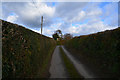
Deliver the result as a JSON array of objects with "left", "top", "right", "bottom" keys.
[
  {"left": 65, "top": 27, "right": 120, "bottom": 77},
  {"left": 36, "top": 46, "right": 56, "bottom": 78},
  {"left": 59, "top": 46, "right": 83, "bottom": 78}
]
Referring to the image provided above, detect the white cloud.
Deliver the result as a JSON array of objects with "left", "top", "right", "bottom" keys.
[
  {"left": 69, "top": 7, "right": 102, "bottom": 23},
  {"left": 87, "top": 8, "right": 102, "bottom": 16},
  {"left": 55, "top": 2, "right": 103, "bottom": 24},
  {"left": 7, "top": 15, "right": 18, "bottom": 22},
  {"left": 42, "top": 22, "right": 63, "bottom": 37},
  {"left": 66, "top": 21, "right": 117, "bottom": 36},
  {"left": 2, "top": 2, "right": 118, "bottom": 37},
  {"left": 0, "top": 2, "right": 2, "bottom": 19},
  {"left": 3, "top": 2, "right": 55, "bottom": 28},
  {"left": 26, "top": 2, "right": 55, "bottom": 17},
  {"left": 71, "top": 11, "right": 86, "bottom": 22},
  {"left": 55, "top": 2, "right": 88, "bottom": 22},
  {"left": 68, "top": 26, "right": 78, "bottom": 34}
]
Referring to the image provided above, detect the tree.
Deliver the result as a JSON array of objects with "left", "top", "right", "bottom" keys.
[
  {"left": 52, "top": 29, "right": 63, "bottom": 41},
  {"left": 52, "top": 33, "right": 59, "bottom": 40},
  {"left": 64, "top": 33, "right": 73, "bottom": 40},
  {"left": 56, "top": 30, "right": 62, "bottom": 39}
]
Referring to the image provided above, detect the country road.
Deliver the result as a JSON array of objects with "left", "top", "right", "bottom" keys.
[
  {"left": 49, "top": 45, "right": 98, "bottom": 78},
  {"left": 49, "top": 46, "right": 69, "bottom": 78}
]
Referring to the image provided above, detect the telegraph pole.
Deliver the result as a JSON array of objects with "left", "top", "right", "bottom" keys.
[{"left": 41, "top": 16, "right": 43, "bottom": 35}]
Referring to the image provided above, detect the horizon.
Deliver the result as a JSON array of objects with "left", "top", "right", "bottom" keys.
[
  {"left": 0, "top": 1, "right": 119, "bottom": 37},
  {"left": 1, "top": 19, "right": 119, "bottom": 39}
]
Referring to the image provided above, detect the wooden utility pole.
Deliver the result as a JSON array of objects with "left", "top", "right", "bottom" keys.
[{"left": 41, "top": 16, "right": 43, "bottom": 35}]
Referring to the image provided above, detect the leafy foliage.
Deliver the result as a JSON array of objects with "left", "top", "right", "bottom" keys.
[
  {"left": 65, "top": 27, "right": 120, "bottom": 77},
  {"left": 2, "top": 20, "right": 56, "bottom": 78},
  {"left": 64, "top": 33, "right": 73, "bottom": 41},
  {"left": 52, "top": 33, "right": 59, "bottom": 40}
]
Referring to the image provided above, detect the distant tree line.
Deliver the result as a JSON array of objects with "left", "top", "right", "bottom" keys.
[{"left": 52, "top": 29, "right": 73, "bottom": 44}]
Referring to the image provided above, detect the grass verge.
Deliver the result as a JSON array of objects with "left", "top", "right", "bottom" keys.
[
  {"left": 65, "top": 27, "right": 120, "bottom": 77},
  {"left": 59, "top": 46, "right": 83, "bottom": 78},
  {"left": 36, "top": 46, "right": 56, "bottom": 78}
]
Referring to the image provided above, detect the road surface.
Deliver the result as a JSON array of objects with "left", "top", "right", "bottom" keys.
[
  {"left": 49, "top": 45, "right": 97, "bottom": 78},
  {"left": 49, "top": 46, "right": 68, "bottom": 78}
]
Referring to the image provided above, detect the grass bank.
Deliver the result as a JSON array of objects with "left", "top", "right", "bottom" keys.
[
  {"left": 2, "top": 20, "right": 56, "bottom": 78},
  {"left": 65, "top": 27, "right": 120, "bottom": 77},
  {"left": 59, "top": 46, "right": 83, "bottom": 78}
]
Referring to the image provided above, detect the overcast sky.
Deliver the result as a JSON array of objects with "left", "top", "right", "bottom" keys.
[{"left": 1, "top": 1, "right": 119, "bottom": 37}]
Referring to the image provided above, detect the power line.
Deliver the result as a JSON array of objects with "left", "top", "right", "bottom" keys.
[
  {"left": 31, "top": 0, "right": 41, "bottom": 15},
  {"left": 32, "top": 0, "right": 37, "bottom": 9},
  {"left": 31, "top": 0, "right": 43, "bottom": 35}
]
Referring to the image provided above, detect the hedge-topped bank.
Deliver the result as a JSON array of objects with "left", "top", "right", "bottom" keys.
[
  {"left": 2, "top": 20, "right": 56, "bottom": 78},
  {"left": 65, "top": 27, "right": 120, "bottom": 77}
]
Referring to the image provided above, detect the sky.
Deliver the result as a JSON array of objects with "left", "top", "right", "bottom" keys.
[{"left": 1, "top": 1, "right": 119, "bottom": 37}]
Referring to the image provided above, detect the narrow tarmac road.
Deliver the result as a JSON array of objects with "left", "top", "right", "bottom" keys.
[
  {"left": 49, "top": 46, "right": 68, "bottom": 78},
  {"left": 49, "top": 45, "right": 97, "bottom": 78}
]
